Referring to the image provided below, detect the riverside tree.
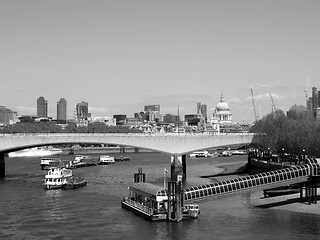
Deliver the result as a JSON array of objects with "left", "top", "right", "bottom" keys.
[{"left": 250, "top": 105, "right": 320, "bottom": 157}]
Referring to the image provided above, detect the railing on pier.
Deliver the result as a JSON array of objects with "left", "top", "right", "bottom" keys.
[
  {"left": 122, "top": 197, "right": 154, "bottom": 215},
  {"left": 184, "top": 163, "right": 320, "bottom": 202}
]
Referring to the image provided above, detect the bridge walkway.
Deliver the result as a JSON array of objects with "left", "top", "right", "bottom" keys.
[{"left": 184, "top": 161, "right": 320, "bottom": 203}]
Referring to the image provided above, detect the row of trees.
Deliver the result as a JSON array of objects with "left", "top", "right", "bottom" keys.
[
  {"left": 250, "top": 105, "right": 320, "bottom": 157},
  {"left": 0, "top": 122, "right": 143, "bottom": 134}
]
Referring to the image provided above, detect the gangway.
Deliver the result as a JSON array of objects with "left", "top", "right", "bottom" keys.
[{"left": 184, "top": 161, "right": 320, "bottom": 202}]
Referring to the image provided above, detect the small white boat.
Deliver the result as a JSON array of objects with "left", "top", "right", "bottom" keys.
[
  {"left": 44, "top": 167, "right": 87, "bottom": 190},
  {"left": 98, "top": 155, "right": 115, "bottom": 165},
  {"left": 219, "top": 150, "right": 232, "bottom": 157},
  {"left": 183, "top": 203, "right": 200, "bottom": 219},
  {"left": 190, "top": 150, "right": 211, "bottom": 158}
]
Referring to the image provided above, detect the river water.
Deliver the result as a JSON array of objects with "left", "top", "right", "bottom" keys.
[{"left": 1, "top": 152, "right": 320, "bottom": 240}]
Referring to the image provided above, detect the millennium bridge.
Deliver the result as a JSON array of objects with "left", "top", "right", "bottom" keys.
[{"left": 184, "top": 158, "right": 320, "bottom": 203}]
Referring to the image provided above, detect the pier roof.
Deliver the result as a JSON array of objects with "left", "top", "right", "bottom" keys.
[{"left": 129, "top": 183, "right": 167, "bottom": 197}]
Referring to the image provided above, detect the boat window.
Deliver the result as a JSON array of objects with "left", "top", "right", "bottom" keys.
[
  {"left": 208, "top": 188, "right": 212, "bottom": 195},
  {"left": 215, "top": 186, "right": 220, "bottom": 194}
]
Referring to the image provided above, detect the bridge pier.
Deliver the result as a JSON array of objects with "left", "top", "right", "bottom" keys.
[
  {"left": 168, "top": 154, "right": 186, "bottom": 222},
  {"left": 0, "top": 153, "right": 5, "bottom": 178}
]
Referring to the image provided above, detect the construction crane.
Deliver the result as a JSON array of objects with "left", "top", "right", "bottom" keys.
[
  {"left": 305, "top": 76, "right": 310, "bottom": 103},
  {"left": 250, "top": 88, "right": 258, "bottom": 123},
  {"left": 269, "top": 93, "right": 276, "bottom": 113}
]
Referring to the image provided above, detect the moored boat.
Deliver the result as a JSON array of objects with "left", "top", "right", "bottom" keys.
[
  {"left": 114, "top": 156, "right": 131, "bottom": 162},
  {"left": 98, "top": 155, "right": 115, "bottom": 165},
  {"left": 182, "top": 203, "right": 200, "bottom": 219},
  {"left": 43, "top": 166, "right": 87, "bottom": 190},
  {"left": 40, "top": 157, "right": 62, "bottom": 170},
  {"left": 190, "top": 150, "right": 211, "bottom": 158}
]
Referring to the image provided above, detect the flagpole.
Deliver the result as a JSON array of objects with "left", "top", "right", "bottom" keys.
[{"left": 164, "top": 168, "right": 166, "bottom": 189}]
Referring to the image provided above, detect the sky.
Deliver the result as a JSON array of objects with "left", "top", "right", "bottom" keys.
[{"left": 1, "top": 0, "right": 320, "bottom": 123}]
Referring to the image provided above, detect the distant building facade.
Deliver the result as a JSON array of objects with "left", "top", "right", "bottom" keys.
[
  {"left": 57, "top": 98, "right": 67, "bottom": 123},
  {"left": 144, "top": 104, "right": 162, "bottom": 122},
  {"left": 113, "top": 114, "right": 127, "bottom": 125},
  {"left": 0, "top": 106, "right": 16, "bottom": 125},
  {"left": 306, "top": 86, "right": 320, "bottom": 121},
  {"left": 75, "top": 101, "right": 91, "bottom": 126},
  {"left": 197, "top": 102, "right": 207, "bottom": 122},
  {"left": 37, "top": 96, "right": 48, "bottom": 117}
]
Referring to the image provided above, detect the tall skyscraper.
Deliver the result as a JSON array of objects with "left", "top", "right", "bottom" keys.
[
  {"left": 197, "top": 102, "right": 207, "bottom": 121},
  {"left": 37, "top": 96, "right": 47, "bottom": 117},
  {"left": 57, "top": 98, "right": 67, "bottom": 123},
  {"left": 75, "top": 101, "right": 90, "bottom": 121}
]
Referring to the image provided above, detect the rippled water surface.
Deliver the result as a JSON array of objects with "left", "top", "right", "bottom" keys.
[{"left": 1, "top": 152, "right": 320, "bottom": 240}]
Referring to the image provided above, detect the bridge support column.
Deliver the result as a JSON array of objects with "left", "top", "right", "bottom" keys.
[
  {"left": 0, "top": 153, "right": 5, "bottom": 178},
  {"left": 120, "top": 147, "right": 125, "bottom": 153},
  {"left": 168, "top": 154, "right": 185, "bottom": 222}
]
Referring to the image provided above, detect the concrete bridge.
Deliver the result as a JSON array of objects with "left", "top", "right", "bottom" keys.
[{"left": 0, "top": 132, "right": 255, "bottom": 177}]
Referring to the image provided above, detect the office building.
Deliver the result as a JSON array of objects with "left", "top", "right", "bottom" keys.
[
  {"left": 37, "top": 96, "right": 47, "bottom": 117},
  {"left": 306, "top": 86, "right": 320, "bottom": 121},
  {"left": 0, "top": 106, "right": 15, "bottom": 125},
  {"left": 57, "top": 98, "right": 67, "bottom": 123}
]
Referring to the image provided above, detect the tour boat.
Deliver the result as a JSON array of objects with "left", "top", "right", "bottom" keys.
[
  {"left": 40, "top": 157, "right": 62, "bottom": 170},
  {"left": 43, "top": 167, "right": 87, "bottom": 190},
  {"left": 190, "top": 150, "right": 211, "bottom": 158},
  {"left": 98, "top": 155, "right": 115, "bottom": 165}
]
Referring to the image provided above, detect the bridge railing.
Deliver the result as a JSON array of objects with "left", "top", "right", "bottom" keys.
[{"left": 0, "top": 132, "right": 255, "bottom": 137}]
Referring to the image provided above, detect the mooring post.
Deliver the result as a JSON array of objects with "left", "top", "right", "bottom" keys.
[{"left": 0, "top": 152, "right": 5, "bottom": 178}]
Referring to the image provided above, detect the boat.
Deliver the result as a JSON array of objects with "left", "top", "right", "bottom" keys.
[
  {"left": 9, "top": 146, "right": 63, "bottom": 158},
  {"left": 62, "top": 176, "right": 88, "bottom": 189},
  {"left": 98, "top": 155, "right": 115, "bottom": 165},
  {"left": 219, "top": 150, "right": 232, "bottom": 157},
  {"left": 182, "top": 203, "right": 200, "bottom": 219},
  {"left": 72, "top": 155, "right": 97, "bottom": 167},
  {"left": 231, "top": 150, "right": 247, "bottom": 155},
  {"left": 114, "top": 156, "right": 131, "bottom": 162},
  {"left": 40, "top": 157, "right": 62, "bottom": 170},
  {"left": 190, "top": 150, "right": 211, "bottom": 158},
  {"left": 43, "top": 166, "right": 87, "bottom": 190}
]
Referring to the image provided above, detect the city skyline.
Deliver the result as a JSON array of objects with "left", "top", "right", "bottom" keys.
[{"left": 1, "top": 1, "right": 320, "bottom": 123}]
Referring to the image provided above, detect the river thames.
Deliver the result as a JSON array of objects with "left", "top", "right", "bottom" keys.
[{"left": 1, "top": 152, "right": 320, "bottom": 240}]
